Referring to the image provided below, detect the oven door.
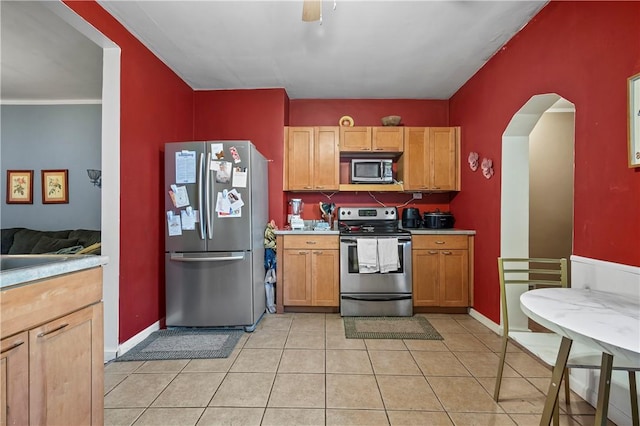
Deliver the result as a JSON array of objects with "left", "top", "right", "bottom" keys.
[{"left": 339, "top": 236, "right": 412, "bottom": 294}]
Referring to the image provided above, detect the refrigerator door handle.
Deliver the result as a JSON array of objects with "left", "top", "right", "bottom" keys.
[
  {"left": 205, "top": 151, "right": 213, "bottom": 240},
  {"left": 170, "top": 252, "right": 246, "bottom": 262},
  {"left": 197, "top": 153, "right": 205, "bottom": 239}
]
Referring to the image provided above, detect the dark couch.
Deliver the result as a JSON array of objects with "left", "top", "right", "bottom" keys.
[{"left": 1, "top": 228, "right": 101, "bottom": 255}]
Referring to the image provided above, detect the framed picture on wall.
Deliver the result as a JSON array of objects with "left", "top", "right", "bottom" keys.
[
  {"left": 6, "top": 170, "right": 34, "bottom": 204},
  {"left": 42, "top": 169, "right": 69, "bottom": 204},
  {"left": 629, "top": 72, "right": 640, "bottom": 168}
]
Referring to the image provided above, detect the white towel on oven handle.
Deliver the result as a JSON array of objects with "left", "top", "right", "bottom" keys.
[
  {"left": 378, "top": 237, "right": 399, "bottom": 273},
  {"left": 356, "top": 238, "right": 379, "bottom": 273}
]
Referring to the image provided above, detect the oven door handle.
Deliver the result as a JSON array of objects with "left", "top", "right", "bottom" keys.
[
  {"left": 341, "top": 295, "right": 413, "bottom": 302},
  {"left": 340, "top": 237, "right": 411, "bottom": 244}
]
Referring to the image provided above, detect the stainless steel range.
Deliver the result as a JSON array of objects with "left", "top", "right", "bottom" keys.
[{"left": 338, "top": 206, "right": 412, "bottom": 317}]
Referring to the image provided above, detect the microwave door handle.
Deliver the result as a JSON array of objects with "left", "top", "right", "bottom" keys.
[
  {"left": 197, "top": 153, "right": 205, "bottom": 239},
  {"left": 206, "top": 151, "right": 213, "bottom": 240}
]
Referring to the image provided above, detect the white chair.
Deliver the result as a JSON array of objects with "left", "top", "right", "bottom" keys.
[{"left": 494, "top": 258, "right": 639, "bottom": 426}]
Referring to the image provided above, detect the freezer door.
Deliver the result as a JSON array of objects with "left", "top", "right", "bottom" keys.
[
  {"left": 165, "top": 252, "right": 256, "bottom": 327},
  {"left": 206, "top": 141, "right": 268, "bottom": 252},
  {"left": 165, "top": 141, "right": 207, "bottom": 252}
]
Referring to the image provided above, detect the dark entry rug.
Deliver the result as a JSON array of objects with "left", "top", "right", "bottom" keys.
[
  {"left": 344, "top": 316, "right": 443, "bottom": 340},
  {"left": 116, "top": 329, "right": 243, "bottom": 361}
]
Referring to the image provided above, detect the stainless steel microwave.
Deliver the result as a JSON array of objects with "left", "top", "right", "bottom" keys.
[{"left": 351, "top": 159, "right": 393, "bottom": 183}]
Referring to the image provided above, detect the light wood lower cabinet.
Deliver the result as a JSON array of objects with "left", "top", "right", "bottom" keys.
[
  {"left": 1, "top": 332, "right": 29, "bottom": 426},
  {"left": 276, "top": 234, "right": 339, "bottom": 311},
  {"left": 412, "top": 235, "right": 472, "bottom": 307},
  {"left": 0, "top": 267, "right": 104, "bottom": 426}
]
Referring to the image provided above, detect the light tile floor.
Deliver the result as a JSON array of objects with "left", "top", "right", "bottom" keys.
[{"left": 104, "top": 313, "right": 608, "bottom": 426}]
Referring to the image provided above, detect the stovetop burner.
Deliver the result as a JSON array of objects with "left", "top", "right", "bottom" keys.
[{"left": 338, "top": 206, "right": 410, "bottom": 237}]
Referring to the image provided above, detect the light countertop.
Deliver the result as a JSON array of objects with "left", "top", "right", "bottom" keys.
[
  {"left": 274, "top": 228, "right": 475, "bottom": 236},
  {"left": 0, "top": 255, "right": 109, "bottom": 289}
]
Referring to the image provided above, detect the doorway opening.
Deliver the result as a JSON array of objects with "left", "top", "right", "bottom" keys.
[{"left": 500, "top": 93, "right": 575, "bottom": 330}]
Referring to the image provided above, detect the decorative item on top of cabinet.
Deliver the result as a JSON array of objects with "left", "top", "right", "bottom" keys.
[
  {"left": 339, "top": 126, "right": 403, "bottom": 153},
  {"left": 398, "top": 127, "right": 460, "bottom": 192},
  {"left": 284, "top": 127, "right": 339, "bottom": 191},
  {"left": 412, "top": 234, "right": 472, "bottom": 309},
  {"left": 275, "top": 234, "right": 340, "bottom": 312}
]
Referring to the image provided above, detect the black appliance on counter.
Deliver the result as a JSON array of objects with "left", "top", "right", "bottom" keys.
[
  {"left": 401, "top": 207, "right": 422, "bottom": 229},
  {"left": 423, "top": 209, "right": 455, "bottom": 229}
]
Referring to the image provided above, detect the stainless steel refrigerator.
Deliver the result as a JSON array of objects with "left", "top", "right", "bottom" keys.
[{"left": 164, "top": 141, "right": 268, "bottom": 331}]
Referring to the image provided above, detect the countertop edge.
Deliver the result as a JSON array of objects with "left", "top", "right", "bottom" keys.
[
  {"left": 1, "top": 255, "right": 109, "bottom": 289},
  {"left": 274, "top": 229, "right": 475, "bottom": 236}
]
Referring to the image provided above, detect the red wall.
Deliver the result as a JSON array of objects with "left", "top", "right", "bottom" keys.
[
  {"left": 290, "top": 99, "right": 449, "bottom": 127},
  {"left": 450, "top": 1, "right": 640, "bottom": 322},
  {"left": 193, "top": 89, "right": 289, "bottom": 223},
  {"left": 64, "top": 1, "right": 195, "bottom": 342}
]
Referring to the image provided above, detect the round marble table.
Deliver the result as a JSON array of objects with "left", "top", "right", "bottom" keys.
[{"left": 520, "top": 288, "right": 640, "bottom": 425}]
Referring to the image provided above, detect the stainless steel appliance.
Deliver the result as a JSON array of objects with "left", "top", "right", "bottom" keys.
[
  {"left": 350, "top": 159, "right": 393, "bottom": 183},
  {"left": 164, "top": 141, "right": 268, "bottom": 331},
  {"left": 338, "top": 206, "right": 412, "bottom": 316}
]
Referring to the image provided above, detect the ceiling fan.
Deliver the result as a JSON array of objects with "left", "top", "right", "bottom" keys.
[{"left": 302, "top": 0, "right": 322, "bottom": 22}]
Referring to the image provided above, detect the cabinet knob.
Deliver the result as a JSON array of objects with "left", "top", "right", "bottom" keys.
[
  {"left": 442, "top": 251, "right": 452, "bottom": 255},
  {"left": 435, "top": 241, "right": 445, "bottom": 245},
  {"left": 306, "top": 241, "right": 317, "bottom": 244},
  {"left": 313, "top": 251, "right": 323, "bottom": 255},
  {"left": 374, "top": 148, "right": 384, "bottom": 151},
  {"left": 428, "top": 251, "right": 438, "bottom": 255},
  {"left": 303, "top": 186, "right": 312, "bottom": 189}
]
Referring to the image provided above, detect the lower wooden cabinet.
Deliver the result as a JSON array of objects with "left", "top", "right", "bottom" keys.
[
  {"left": 29, "top": 303, "right": 103, "bottom": 426},
  {"left": 412, "top": 235, "right": 472, "bottom": 307},
  {"left": 276, "top": 234, "right": 339, "bottom": 310},
  {"left": 0, "top": 267, "right": 104, "bottom": 426},
  {"left": 1, "top": 332, "right": 29, "bottom": 426}
]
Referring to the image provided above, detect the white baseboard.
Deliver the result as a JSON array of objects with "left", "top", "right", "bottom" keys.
[
  {"left": 115, "top": 321, "right": 160, "bottom": 358},
  {"left": 468, "top": 308, "right": 502, "bottom": 335}
]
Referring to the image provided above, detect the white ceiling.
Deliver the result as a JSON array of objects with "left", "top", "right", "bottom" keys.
[{"left": 1, "top": 0, "right": 548, "bottom": 102}]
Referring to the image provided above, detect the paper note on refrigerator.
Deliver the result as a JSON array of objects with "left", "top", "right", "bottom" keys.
[
  {"left": 232, "top": 167, "right": 247, "bottom": 188},
  {"left": 180, "top": 207, "right": 196, "bottom": 230},
  {"left": 170, "top": 184, "right": 190, "bottom": 208},
  {"left": 167, "top": 211, "right": 182, "bottom": 236},
  {"left": 175, "top": 151, "right": 196, "bottom": 184}
]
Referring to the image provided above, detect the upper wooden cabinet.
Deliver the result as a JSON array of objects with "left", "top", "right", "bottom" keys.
[
  {"left": 284, "top": 127, "right": 339, "bottom": 191},
  {"left": 398, "top": 127, "right": 460, "bottom": 192},
  {"left": 339, "top": 126, "right": 403, "bottom": 153}
]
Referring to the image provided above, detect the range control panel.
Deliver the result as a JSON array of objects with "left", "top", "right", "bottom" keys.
[{"left": 337, "top": 206, "right": 398, "bottom": 221}]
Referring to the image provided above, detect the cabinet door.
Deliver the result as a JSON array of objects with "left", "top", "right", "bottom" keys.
[
  {"left": 401, "top": 127, "right": 430, "bottom": 191},
  {"left": 439, "top": 249, "right": 469, "bottom": 306},
  {"left": 29, "top": 303, "right": 104, "bottom": 426},
  {"left": 340, "top": 127, "right": 371, "bottom": 152},
  {"left": 372, "top": 127, "right": 403, "bottom": 152},
  {"left": 313, "top": 127, "right": 340, "bottom": 190},
  {"left": 282, "top": 249, "right": 312, "bottom": 305},
  {"left": 430, "top": 127, "right": 459, "bottom": 191},
  {"left": 287, "top": 127, "right": 314, "bottom": 190},
  {"left": 311, "top": 249, "right": 339, "bottom": 306},
  {"left": 1, "top": 332, "right": 29, "bottom": 426},
  {"left": 412, "top": 249, "right": 440, "bottom": 306}
]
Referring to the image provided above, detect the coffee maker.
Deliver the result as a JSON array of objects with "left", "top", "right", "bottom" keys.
[{"left": 289, "top": 199, "right": 305, "bottom": 230}]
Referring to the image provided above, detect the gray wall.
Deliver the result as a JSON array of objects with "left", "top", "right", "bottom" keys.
[
  {"left": 1, "top": 104, "right": 101, "bottom": 230},
  {"left": 529, "top": 111, "right": 574, "bottom": 266}
]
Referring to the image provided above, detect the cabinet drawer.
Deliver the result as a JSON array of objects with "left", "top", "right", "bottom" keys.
[
  {"left": 412, "top": 235, "right": 468, "bottom": 250},
  {"left": 283, "top": 235, "right": 339, "bottom": 249}
]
